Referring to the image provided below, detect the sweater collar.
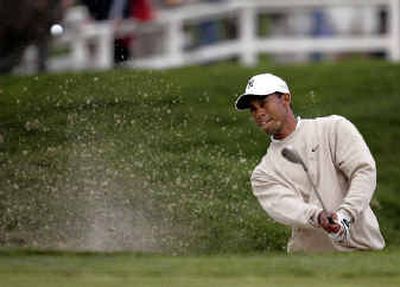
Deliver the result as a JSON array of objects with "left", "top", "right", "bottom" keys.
[{"left": 270, "top": 116, "right": 302, "bottom": 145}]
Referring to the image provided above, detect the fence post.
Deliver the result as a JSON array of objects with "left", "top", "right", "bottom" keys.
[
  {"left": 71, "top": 32, "right": 88, "bottom": 70},
  {"left": 96, "top": 24, "right": 114, "bottom": 69},
  {"left": 165, "top": 17, "right": 185, "bottom": 67},
  {"left": 389, "top": 0, "right": 400, "bottom": 61},
  {"left": 239, "top": 4, "right": 257, "bottom": 66},
  {"left": 66, "top": 6, "right": 89, "bottom": 70}
]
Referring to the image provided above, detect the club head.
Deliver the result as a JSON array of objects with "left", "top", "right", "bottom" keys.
[{"left": 281, "top": 146, "right": 303, "bottom": 165}]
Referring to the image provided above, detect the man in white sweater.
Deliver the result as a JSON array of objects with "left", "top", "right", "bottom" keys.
[{"left": 235, "top": 73, "right": 385, "bottom": 252}]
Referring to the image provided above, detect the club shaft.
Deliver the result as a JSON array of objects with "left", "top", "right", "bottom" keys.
[
  {"left": 301, "top": 165, "right": 328, "bottom": 212},
  {"left": 282, "top": 147, "right": 331, "bottom": 214},
  {"left": 302, "top": 164, "right": 335, "bottom": 224}
]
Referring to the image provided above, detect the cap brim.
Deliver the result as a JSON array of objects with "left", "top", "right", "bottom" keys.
[{"left": 234, "top": 94, "right": 264, "bottom": 110}]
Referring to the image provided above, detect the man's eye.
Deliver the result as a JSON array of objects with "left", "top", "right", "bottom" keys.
[{"left": 261, "top": 98, "right": 271, "bottom": 107}]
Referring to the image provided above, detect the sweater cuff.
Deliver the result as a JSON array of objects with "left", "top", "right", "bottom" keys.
[
  {"left": 308, "top": 208, "right": 323, "bottom": 228},
  {"left": 336, "top": 209, "right": 354, "bottom": 224}
]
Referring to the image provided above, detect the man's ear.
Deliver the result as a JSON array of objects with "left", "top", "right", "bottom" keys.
[
  {"left": 283, "top": 93, "right": 291, "bottom": 105},
  {"left": 281, "top": 93, "right": 293, "bottom": 111}
]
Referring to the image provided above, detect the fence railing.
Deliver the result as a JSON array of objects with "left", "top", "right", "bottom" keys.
[{"left": 49, "top": 0, "right": 400, "bottom": 71}]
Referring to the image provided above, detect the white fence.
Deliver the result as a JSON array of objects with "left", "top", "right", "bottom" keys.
[{"left": 48, "top": 0, "right": 400, "bottom": 71}]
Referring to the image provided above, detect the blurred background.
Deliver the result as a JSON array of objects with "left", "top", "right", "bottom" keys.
[{"left": 1, "top": 0, "right": 398, "bottom": 74}]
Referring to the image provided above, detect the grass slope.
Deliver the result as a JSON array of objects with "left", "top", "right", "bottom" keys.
[{"left": 0, "top": 60, "right": 399, "bottom": 253}]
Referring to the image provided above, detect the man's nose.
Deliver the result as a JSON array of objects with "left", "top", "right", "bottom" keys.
[{"left": 254, "top": 107, "right": 266, "bottom": 118}]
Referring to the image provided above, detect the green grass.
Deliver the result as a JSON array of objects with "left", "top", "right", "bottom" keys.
[
  {"left": 1, "top": 249, "right": 400, "bottom": 287},
  {"left": 0, "top": 60, "right": 400, "bottom": 254}
]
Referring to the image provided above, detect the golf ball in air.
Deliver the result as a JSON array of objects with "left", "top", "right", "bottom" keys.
[{"left": 50, "top": 24, "right": 64, "bottom": 36}]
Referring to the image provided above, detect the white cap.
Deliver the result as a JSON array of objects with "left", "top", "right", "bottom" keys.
[{"left": 235, "top": 73, "right": 290, "bottom": 110}]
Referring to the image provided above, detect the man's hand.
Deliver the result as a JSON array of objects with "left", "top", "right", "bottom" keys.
[
  {"left": 318, "top": 211, "right": 340, "bottom": 233},
  {"left": 318, "top": 211, "right": 351, "bottom": 243}
]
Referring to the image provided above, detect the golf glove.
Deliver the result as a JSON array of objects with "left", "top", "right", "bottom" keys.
[{"left": 328, "top": 211, "right": 351, "bottom": 244}]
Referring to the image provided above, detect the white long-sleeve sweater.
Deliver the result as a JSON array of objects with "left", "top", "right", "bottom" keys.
[{"left": 251, "top": 115, "right": 385, "bottom": 252}]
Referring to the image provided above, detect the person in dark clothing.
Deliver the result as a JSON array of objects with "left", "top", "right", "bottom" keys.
[
  {"left": 0, "top": 0, "right": 64, "bottom": 73},
  {"left": 80, "top": 0, "right": 112, "bottom": 20}
]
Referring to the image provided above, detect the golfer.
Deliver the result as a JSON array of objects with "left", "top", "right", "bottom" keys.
[{"left": 235, "top": 73, "right": 385, "bottom": 252}]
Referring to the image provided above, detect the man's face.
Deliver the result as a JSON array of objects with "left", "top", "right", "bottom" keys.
[{"left": 249, "top": 93, "right": 291, "bottom": 138}]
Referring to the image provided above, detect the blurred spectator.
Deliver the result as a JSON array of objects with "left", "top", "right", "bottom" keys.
[
  {"left": 108, "top": 0, "right": 132, "bottom": 63},
  {"left": 132, "top": 0, "right": 154, "bottom": 21},
  {"left": 372, "top": 6, "right": 388, "bottom": 58},
  {"left": 0, "top": 0, "right": 67, "bottom": 73},
  {"left": 80, "top": 0, "right": 125, "bottom": 63},
  {"left": 198, "top": 0, "right": 221, "bottom": 46},
  {"left": 377, "top": 6, "right": 388, "bottom": 34},
  {"left": 310, "top": 9, "right": 334, "bottom": 62},
  {"left": 79, "top": 0, "right": 155, "bottom": 63},
  {"left": 126, "top": 0, "right": 155, "bottom": 60},
  {"left": 80, "top": 0, "right": 112, "bottom": 20},
  {"left": 108, "top": 0, "right": 154, "bottom": 25},
  {"left": 110, "top": 0, "right": 155, "bottom": 63}
]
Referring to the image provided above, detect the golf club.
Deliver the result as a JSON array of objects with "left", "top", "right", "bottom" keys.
[{"left": 281, "top": 146, "right": 334, "bottom": 224}]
